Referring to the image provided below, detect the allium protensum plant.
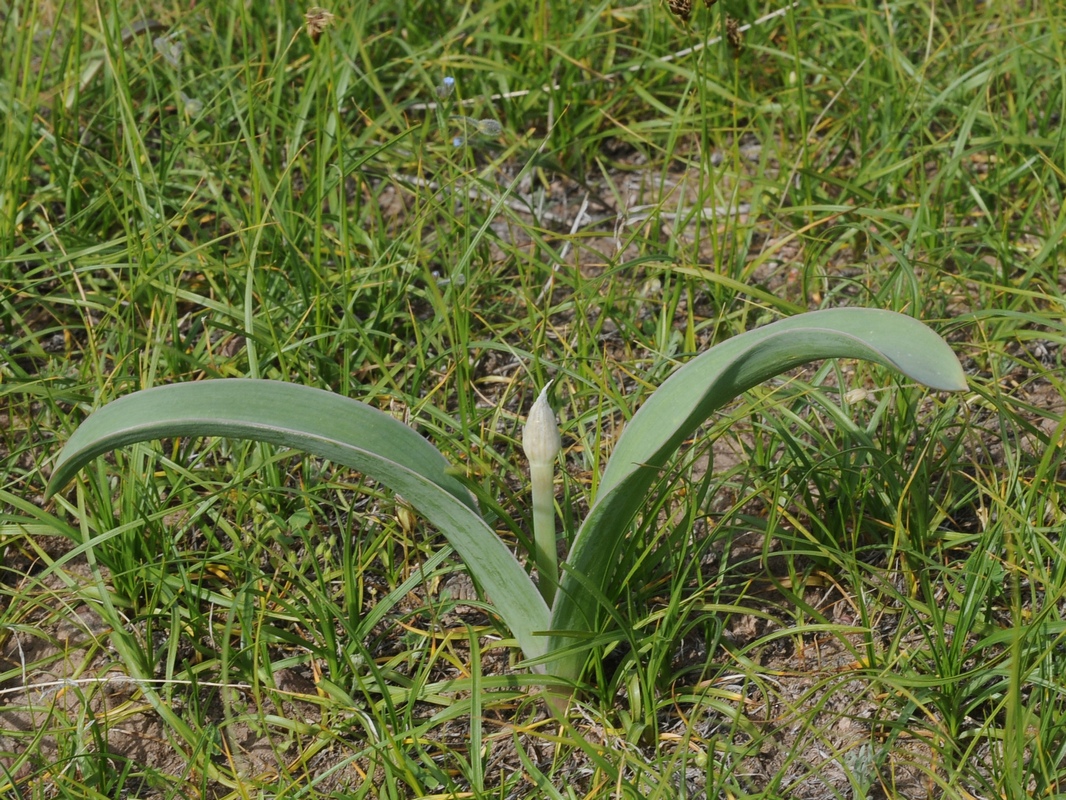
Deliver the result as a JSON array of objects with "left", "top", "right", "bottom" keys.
[{"left": 46, "top": 309, "right": 966, "bottom": 694}]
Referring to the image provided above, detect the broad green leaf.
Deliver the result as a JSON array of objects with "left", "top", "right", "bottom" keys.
[
  {"left": 546, "top": 309, "right": 966, "bottom": 680},
  {"left": 46, "top": 380, "right": 551, "bottom": 662}
]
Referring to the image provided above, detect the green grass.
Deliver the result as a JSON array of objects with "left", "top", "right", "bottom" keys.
[{"left": 3, "top": 0, "right": 1066, "bottom": 797}]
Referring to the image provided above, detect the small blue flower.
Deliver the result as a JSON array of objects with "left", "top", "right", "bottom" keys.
[
  {"left": 452, "top": 136, "right": 465, "bottom": 148},
  {"left": 436, "top": 76, "right": 456, "bottom": 99}
]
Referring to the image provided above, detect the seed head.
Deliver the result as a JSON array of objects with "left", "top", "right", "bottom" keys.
[
  {"left": 667, "top": 0, "right": 692, "bottom": 23},
  {"left": 726, "top": 14, "right": 744, "bottom": 54},
  {"left": 305, "top": 7, "right": 336, "bottom": 43}
]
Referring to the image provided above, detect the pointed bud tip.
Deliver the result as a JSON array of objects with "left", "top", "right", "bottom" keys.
[{"left": 522, "top": 383, "right": 561, "bottom": 465}]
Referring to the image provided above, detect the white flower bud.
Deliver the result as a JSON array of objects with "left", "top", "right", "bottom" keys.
[{"left": 522, "top": 384, "right": 561, "bottom": 467}]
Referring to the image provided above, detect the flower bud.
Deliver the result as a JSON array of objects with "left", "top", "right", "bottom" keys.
[
  {"left": 522, "top": 384, "right": 561, "bottom": 467},
  {"left": 476, "top": 118, "right": 503, "bottom": 137}
]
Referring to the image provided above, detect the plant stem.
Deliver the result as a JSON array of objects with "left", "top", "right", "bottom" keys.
[{"left": 530, "top": 459, "right": 558, "bottom": 605}]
